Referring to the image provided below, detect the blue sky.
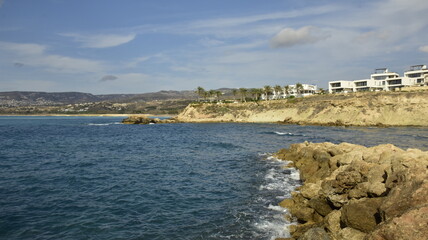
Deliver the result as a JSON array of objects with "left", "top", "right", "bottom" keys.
[{"left": 0, "top": 0, "right": 427, "bottom": 94}]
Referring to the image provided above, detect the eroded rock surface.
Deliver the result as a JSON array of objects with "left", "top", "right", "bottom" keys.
[{"left": 275, "top": 142, "right": 428, "bottom": 240}]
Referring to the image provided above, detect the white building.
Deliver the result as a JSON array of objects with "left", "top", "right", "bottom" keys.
[
  {"left": 328, "top": 80, "right": 354, "bottom": 93},
  {"left": 328, "top": 65, "right": 427, "bottom": 93}
]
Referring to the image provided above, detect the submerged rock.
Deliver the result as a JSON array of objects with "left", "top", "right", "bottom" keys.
[{"left": 275, "top": 142, "right": 428, "bottom": 240}]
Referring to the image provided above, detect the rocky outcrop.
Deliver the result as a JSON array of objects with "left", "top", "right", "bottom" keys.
[
  {"left": 275, "top": 142, "right": 428, "bottom": 240},
  {"left": 176, "top": 91, "right": 428, "bottom": 126},
  {"left": 121, "top": 116, "right": 178, "bottom": 124}
]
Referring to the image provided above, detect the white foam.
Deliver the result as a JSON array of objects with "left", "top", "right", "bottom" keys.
[
  {"left": 88, "top": 123, "right": 110, "bottom": 126},
  {"left": 254, "top": 218, "right": 291, "bottom": 240},
  {"left": 255, "top": 153, "right": 302, "bottom": 239},
  {"left": 267, "top": 204, "right": 288, "bottom": 213},
  {"left": 274, "top": 131, "right": 304, "bottom": 137}
]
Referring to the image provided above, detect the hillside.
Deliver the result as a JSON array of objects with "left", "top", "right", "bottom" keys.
[
  {"left": 177, "top": 91, "right": 428, "bottom": 127},
  {"left": 0, "top": 90, "right": 199, "bottom": 107}
]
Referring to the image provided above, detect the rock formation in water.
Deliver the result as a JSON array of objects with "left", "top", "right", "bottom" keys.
[
  {"left": 121, "top": 116, "right": 178, "bottom": 124},
  {"left": 274, "top": 142, "right": 428, "bottom": 240},
  {"left": 176, "top": 91, "right": 428, "bottom": 127}
]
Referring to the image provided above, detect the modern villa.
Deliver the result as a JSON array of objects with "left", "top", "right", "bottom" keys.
[{"left": 328, "top": 65, "right": 428, "bottom": 93}]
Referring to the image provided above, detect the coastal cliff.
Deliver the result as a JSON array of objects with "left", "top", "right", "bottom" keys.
[
  {"left": 176, "top": 91, "right": 428, "bottom": 126},
  {"left": 275, "top": 142, "right": 428, "bottom": 240}
]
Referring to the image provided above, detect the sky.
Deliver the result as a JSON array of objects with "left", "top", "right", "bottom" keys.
[{"left": 0, "top": 0, "right": 427, "bottom": 94}]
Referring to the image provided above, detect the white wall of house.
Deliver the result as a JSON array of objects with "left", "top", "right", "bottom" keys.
[
  {"left": 329, "top": 81, "right": 354, "bottom": 93},
  {"left": 328, "top": 65, "right": 427, "bottom": 93}
]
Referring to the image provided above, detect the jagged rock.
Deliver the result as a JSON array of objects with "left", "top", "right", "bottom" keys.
[
  {"left": 308, "top": 197, "right": 333, "bottom": 217},
  {"left": 366, "top": 205, "right": 428, "bottom": 240},
  {"left": 121, "top": 116, "right": 177, "bottom": 124},
  {"left": 300, "top": 183, "right": 322, "bottom": 199},
  {"left": 289, "top": 222, "right": 322, "bottom": 239},
  {"left": 297, "top": 227, "right": 332, "bottom": 240},
  {"left": 340, "top": 198, "right": 384, "bottom": 233},
  {"left": 323, "top": 210, "right": 341, "bottom": 234},
  {"left": 337, "top": 227, "right": 366, "bottom": 240},
  {"left": 275, "top": 142, "right": 428, "bottom": 239}
]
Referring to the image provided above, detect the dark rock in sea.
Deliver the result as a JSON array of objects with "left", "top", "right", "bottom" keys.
[{"left": 121, "top": 116, "right": 178, "bottom": 124}]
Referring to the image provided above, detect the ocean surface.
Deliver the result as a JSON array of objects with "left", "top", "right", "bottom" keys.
[{"left": 1, "top": 116, "right": 427, "bottom": 240}]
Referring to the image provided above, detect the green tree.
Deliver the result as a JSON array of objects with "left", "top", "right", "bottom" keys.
[
  {"left": 196, "top": 86, "right": 205, "bottom": 102},
  {"left": 274, "top": 85, "right": 282, "bottom": 99},
  {"left": 263, "top": 85, "right": 272, "bottom": 101},
  {"left": 239, "top": 88, "right": 248, "bottom": 102},
  {"left": 296, "top": 83, "right": 304, "bottom": 95},
  {"left": 208, "top": 90, "right": 216, "bottom": 102},
  {"left": 284, "top": 85, "right": 290, "bottom": 96},
  {"left": 232, "top": 89, "right": 238, "bottom": 101},
  {"left": 215, "top": 91, "right": 222, "bottom": 101}
]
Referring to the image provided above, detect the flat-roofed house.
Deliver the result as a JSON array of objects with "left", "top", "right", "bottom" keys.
[{"left": 328, "top": 80, "right": 354, "bottom": 93}]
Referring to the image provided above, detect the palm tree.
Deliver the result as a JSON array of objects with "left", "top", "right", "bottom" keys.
[
  {"left": 232, "top": 89, "right": 238, "bottom": 101},
  {"left": 274, "top": 85, "right": 282, "bottom": 99},
  {"left": 239, "top": 88, "right": 248, "bottom": 102},
  {"left": 295, "top": 83, "right": 304, "bottom": 95},
  {"left": 196, "top": 86, "right": 205, "bottom": 102},
  {"left": 215, "top": 91, "right": 222, "bottom": 101},
  {"left": 249, "top": 88, "right": 259, "bottom": 101},
  {"left": 209, "top": 90, "right": 216, "bottom": 102},
  {"left": 284, "top": 85, "right": 290, "bottom": 97},
  {"left": 263, "top": 85, "right": 272, "bottom": 101}
]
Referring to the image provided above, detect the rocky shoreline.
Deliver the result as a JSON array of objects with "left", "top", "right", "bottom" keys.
[{"left": 274, "top": 142, "right": 428, "bottom": 240}]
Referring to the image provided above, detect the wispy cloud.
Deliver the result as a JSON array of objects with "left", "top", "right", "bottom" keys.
[
  {"left": 0, "top": 41, "right": 105, "bottom": 73},
  {"left": 0, "top": 0, "right": 4, "bottom": 8},
  {"left": 420, "top": 46, "right": 428, "bottom": 53},
  {"left": 270, "top": 26, "right": 330, "bottom": 48},
  {"left": 99, "top": 75, "right": 118, "bottom": 82},
  {"left": 60, "top": 33, "right": 136, "bottom": 48}
]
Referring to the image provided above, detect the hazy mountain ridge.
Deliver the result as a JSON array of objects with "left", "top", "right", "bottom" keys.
[{"left": 0, "top": 90, "right": 201, "bottom": 107}]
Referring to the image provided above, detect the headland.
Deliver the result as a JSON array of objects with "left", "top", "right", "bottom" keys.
[{"left": 176, "top": 91, "right": 428, "bottom": 127}]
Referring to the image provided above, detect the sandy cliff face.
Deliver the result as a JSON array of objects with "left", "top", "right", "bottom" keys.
[{"left": 177, "top": 91, "right": 428, "bottom": 126}]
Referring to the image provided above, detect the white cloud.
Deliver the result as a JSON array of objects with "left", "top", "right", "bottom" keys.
[
  {"left": 270, "top": 26, "right": 330, "bottom": 48},
  {"left": 0, "top": 41, "right": 105, "bottom": 73},
  {"left": 60, "top": 33, "right": 136, "bottom": 48},
  {"left": 0, "top": 42, "right": 46, "bottom": 55},
  {"left": 419, "top": 46, "right": 428, "bottom": 53},
  {"left": 0, "top": 0, "right": 4, "bottom": 8}
]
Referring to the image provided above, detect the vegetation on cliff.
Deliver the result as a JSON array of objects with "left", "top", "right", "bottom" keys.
[
  {"left": 177, "top": 91, "right": 428, "bottom": 126},
  {"left": 275, "top": 142, "right": 428, "bottom": 240}
]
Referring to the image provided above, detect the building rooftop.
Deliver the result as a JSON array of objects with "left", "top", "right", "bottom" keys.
[{"left": 408, "top": 65, "right": 427, "bottom": 71}]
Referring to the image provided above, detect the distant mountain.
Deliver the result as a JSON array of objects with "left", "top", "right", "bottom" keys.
[{"left": 0, "top": 89, "right": 239, "bottom": 107}]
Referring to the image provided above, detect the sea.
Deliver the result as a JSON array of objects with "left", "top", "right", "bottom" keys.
[{"left": 1, "top": 116, "right": 427, "bottom": 240}]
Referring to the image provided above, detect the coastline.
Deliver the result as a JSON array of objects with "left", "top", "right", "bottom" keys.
[
  {"left": 0, "top": 113, "right": 176, "bottom": 118},
  {"left": 274, "top": 142, "right": 428, "bottom": 240},
  {"left": 176, "top": 91, "right": 428, "bottom": 127}
]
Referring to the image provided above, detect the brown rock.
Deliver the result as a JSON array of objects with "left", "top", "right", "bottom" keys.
[
  {"left": 297, "top": 227, "right": 332, "bottom": 240},
  {"left": 324, "top": 210, "right": 341, "bottom": 234},
  {"left": 337, "top": 227, "right": 366, "bottom": 240},
  {"left": 308, "top": 197, "right": 333, "bottom": 217},
  {"left": 300, "top": 183, "right": 322, "bottom": 199},
  {"left": 341, "top": 198, "right": 384, "bottom": 233},
  {"left": 366, "top": 205, "right": 428, "bottom": 240}
]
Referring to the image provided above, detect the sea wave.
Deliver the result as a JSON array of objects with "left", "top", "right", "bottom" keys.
[
  {"left": 87, "top": 122, "right": 121, "bottom": 126},
  {"left": 274, "top": 131, "right": 305, "bottom": 136},
  {"left": 254, "top": 155, "right": 301, "bottom": 239}
]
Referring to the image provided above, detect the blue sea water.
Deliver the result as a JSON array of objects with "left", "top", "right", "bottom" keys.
[{"left": 0, "top": 116, "right": 427, "bottom": 240}]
